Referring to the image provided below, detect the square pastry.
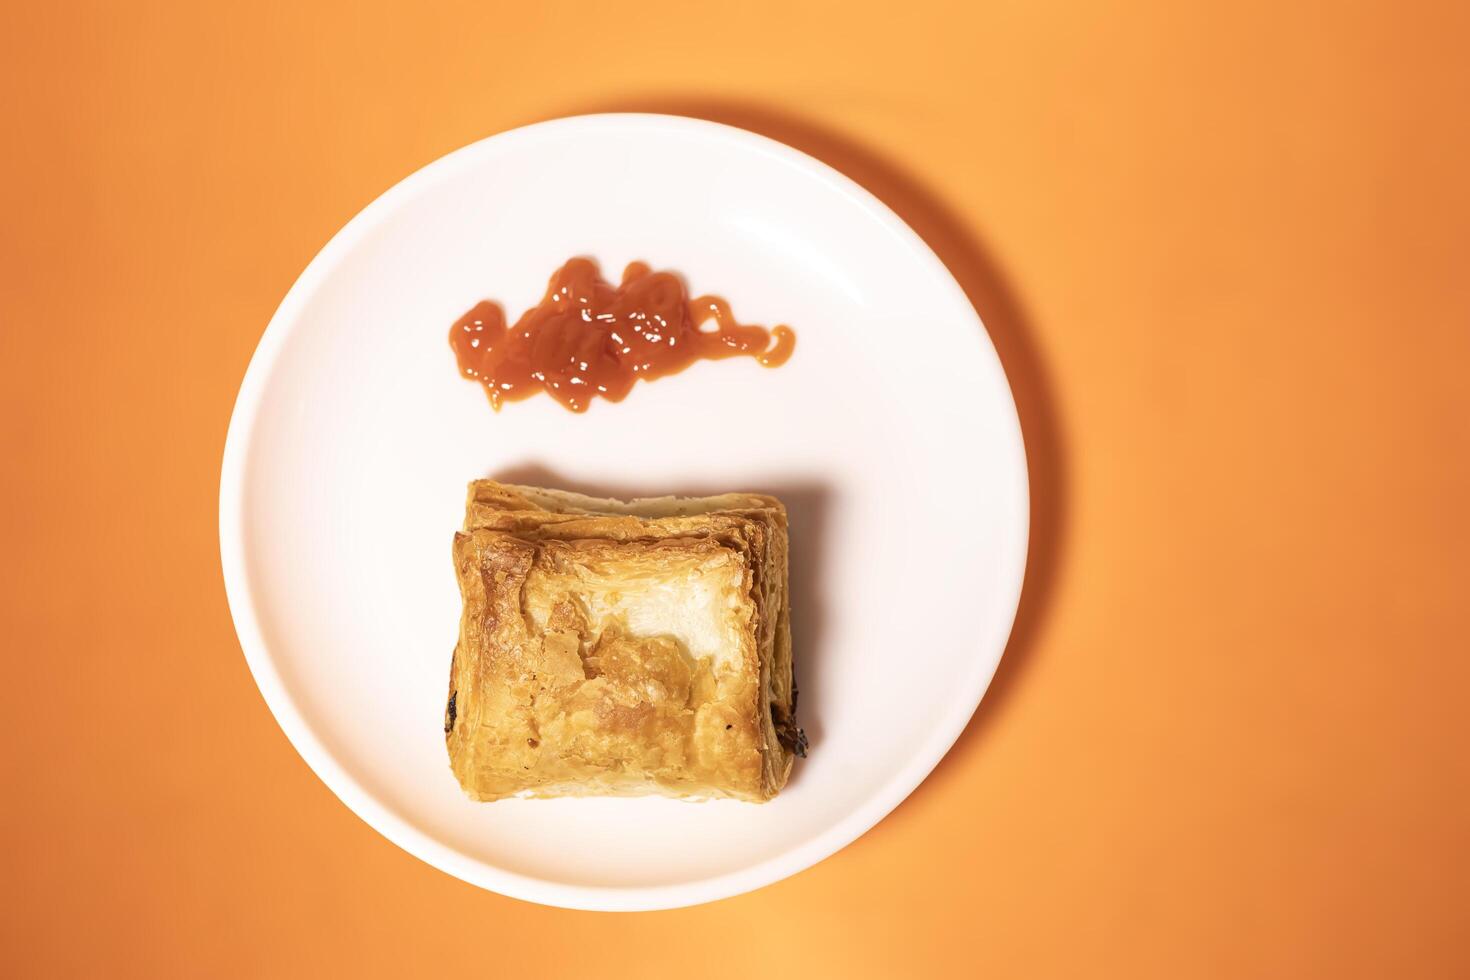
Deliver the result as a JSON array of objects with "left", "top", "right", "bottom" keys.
[{"left": 446, "top": 480, "right": 803, "bottom": 802}]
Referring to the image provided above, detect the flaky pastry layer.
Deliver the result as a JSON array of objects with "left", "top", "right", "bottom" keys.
[{"left": 445, "top": 480, "right": 801, "bottom": 802}]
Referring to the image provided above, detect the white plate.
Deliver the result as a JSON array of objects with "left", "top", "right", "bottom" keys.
[{"left": 220, "top": 114, "right": 1028, "bottom": 911}]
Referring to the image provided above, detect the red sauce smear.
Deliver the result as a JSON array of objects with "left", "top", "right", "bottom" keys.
[{"left": 450, "top": 258, "right": 796, "bottom": 413}]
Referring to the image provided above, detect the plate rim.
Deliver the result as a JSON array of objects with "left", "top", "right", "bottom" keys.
[{"left": 218, "top": 112, "right": 1030, "bottom": 911}]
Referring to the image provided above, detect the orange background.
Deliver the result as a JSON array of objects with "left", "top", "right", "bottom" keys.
[{"left": 4, "top": 2, "right": 1468, "bottom": 976}]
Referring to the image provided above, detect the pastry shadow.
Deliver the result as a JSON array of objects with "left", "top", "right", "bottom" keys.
[
  {"left": 485, "top": 463, "right": 830, "bottom": 786},
  {"left": 529, "top": 96, "right": 1067, "bottom": 812}
]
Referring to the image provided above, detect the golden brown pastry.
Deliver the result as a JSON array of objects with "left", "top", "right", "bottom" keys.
[{"left": 445, "top": 480, "right": 803, "bottom": 802}]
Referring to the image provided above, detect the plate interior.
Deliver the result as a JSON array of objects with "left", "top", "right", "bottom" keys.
[{"left": 223, "top": 115, "right": 1028, "bottom": 908}]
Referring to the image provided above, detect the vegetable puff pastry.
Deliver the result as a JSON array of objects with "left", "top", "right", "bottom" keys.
[{"left": 445, "top": 480, "right": 804, "bottom": 802}]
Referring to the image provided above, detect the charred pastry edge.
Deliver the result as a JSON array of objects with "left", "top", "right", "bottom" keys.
[
  {"left": 773, "top": 704, "right": 807, "bottom": 758},
  {"left": 785, "top": 678, "right": 806, "bottom": 756}
]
